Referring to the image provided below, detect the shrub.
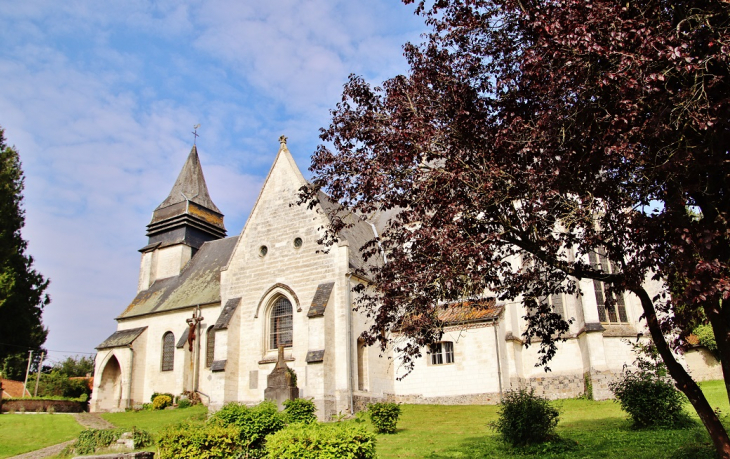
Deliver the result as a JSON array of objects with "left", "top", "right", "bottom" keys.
[
  {"left": 61, "top": 426, "right": 154, "bottom": 457},
  {"left": 157, "top": 423, "right": 241, "bottom": 459},
  {"left": 209, "top": 401, "right": 285, "bottom": 456},
  {"left": 153, "top": 395, "right": 173, "bottom": 410},
  {"left": 265, "top": 422, "right": 377, "bottom": 459},
  {"left": 283, "top": 398, "right": 317, "bottom": 424},
  {"left": 693, "top": 324, "right": 718, "bottom": 357},
  {"left": 177, "top": 398, "right": 192, "bottom": 409},
  {"left": 151, "top": 392, "right": 174, "bottom": 403},
  {"left": 368, "top": 402, "right": 401, "bottom": 434},
  {"left": 610, "top": 370, "right": 692, "bottom": 428},
  {"left": 610, "top": 340, "right": 693, "bottom": 429},
  {"left": 491, "top": 389, "right": 559, "bottom": 446}
]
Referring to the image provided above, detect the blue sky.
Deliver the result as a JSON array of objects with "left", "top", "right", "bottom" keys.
[{"left": 0, "top": 0, "right": 425, "bottom": 367}]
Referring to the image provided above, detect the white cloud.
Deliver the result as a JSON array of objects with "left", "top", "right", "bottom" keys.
[{"left": 0, "top": 0, "right": 426, "bottom": 360}]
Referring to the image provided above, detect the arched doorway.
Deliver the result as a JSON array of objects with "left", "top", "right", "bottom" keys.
[{"left": 97, "top": 355, "right": 123, "bottom": 411}]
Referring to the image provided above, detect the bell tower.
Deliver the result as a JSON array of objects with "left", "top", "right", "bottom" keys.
[{"left": 137, "top": 145, "right": 226, "bottom": 291}]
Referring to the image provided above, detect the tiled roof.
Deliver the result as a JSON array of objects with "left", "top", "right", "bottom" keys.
[
  {"left": 1, "top": 378, "right": 29, "bottom": 398},
  {"left": 437, "top": 298, "right": 503, "bottom": 325}
]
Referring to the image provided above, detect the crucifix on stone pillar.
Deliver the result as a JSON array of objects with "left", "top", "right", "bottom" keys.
[{"left": 186, "top": 310, "right": 204, "bottom": 352}]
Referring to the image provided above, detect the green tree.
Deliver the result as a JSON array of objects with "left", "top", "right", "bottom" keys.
[
  {"left": 52, "top": 355, "right": 95, "bottom": 377},
  {"left": 0, "top": 127, "right": 49, "bottom": 380}
]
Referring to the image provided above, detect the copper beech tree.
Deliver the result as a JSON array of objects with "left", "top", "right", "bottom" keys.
[{"left": 301, "top": 0, "right": 730, "bottom": 455}]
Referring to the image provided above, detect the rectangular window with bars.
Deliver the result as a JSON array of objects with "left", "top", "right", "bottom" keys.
[
  {"left": 588, "top": 251, "right": 628, "bottom": 323},
  {"left": 429, "top": 341, "right": 454, "bottom": 365}
]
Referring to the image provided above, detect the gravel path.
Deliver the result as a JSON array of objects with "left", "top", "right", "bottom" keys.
[{"left": 8, "top": 413, "right": 115, "bottom": 459}]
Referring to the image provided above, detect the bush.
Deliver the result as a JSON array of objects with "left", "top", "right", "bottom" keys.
[
  {"left": 157, "top": 423, "right": 241, "bottom": 459},
  {"left": 610, "top": 370, "right": 692, "bottom": 428},
  {"left": 153, "top": 395, "right": 173, "bottom": 410},
  {"left": 209, "top": 401, "right": 285, "bottom": 456},
  {"left": 265, "top": 422, "right": 377, "bottom": 459},
  {"left": 177, "top": 398, "right": 192, "bottom": 409},
  {"left": 491, "top": 389, "right": 559, "bottom": 446},
  {"left": 693, "top": 324, "right": 718, "bottom": 357},
  {"left": 62, "top": 427, "right": 152, "bottom": 456},
  {"left": 610, "top": 340, "right": 693, "bottom": 429},
  {"left": 368, "top": 402, "right": 401, "bottom": 434},
  {"left": 151, "top": 392, "right": 174, "bottom": 403},
  {"left": 283, "top": 398, "right": 317, "bottom": 424}
]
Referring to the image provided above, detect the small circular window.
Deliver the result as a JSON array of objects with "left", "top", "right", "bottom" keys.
[
  {"left": 294, "top": 237, "right": 303, "bottom": 248},
  {"left": 259, "top": 245, "right": 268, "bottom": 257}
]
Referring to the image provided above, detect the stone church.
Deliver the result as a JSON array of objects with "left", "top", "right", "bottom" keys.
[{"left": 91, "top": 137, "right": 718, "bottom": 417}]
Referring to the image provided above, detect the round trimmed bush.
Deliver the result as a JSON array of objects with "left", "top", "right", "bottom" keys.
[
  {"left": 152, "top": 395, "right": 172, "bottom": 410},
  {"left": 283, "top": 398, "right": 317, "bottom": 424},
  {"left": 491, "top": 389, "right": 559, "bottom": 446},
  {"left": 265, "top": 422, "right": 376, "bottom": 459},
  {"left": 368, "top": 402, "right": 401, "bottom": 434},
  {"left": 610, "top": 370, "right": 692, "bottom": 428}
]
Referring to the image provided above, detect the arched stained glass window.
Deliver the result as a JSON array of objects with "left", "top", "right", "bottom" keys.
[
  {"left": 206, "top": 326, "right": 216, "bottom": 368},
  {"left": 269, "top": 296, "right": 293, "bottom": 350},
  {"left": 161, "top": 331, "right": 175, "bottom": 371}
]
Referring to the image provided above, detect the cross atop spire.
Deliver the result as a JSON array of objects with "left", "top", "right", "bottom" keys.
[
  {"left": 192, "top": 124, "right": 201, "bottom": 146},
  {"left": 279, "top": 135, "right": 287, "bottom": 146}
]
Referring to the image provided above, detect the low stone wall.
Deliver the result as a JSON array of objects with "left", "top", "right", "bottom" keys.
[
  {"left": 510, "top": 373, "right": 586, "bottom": 400},
  {"left": 1, "top": 399, "right": 87, "bottom": 413},
  {"left": 354, "top": 392, "right": 502, "bottom": 411}
]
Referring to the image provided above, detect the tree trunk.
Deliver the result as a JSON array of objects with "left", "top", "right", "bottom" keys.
[
  {"left": 707, "top": 299, "right": 730, "bottom": 407},
  {"left": 633, "top": 287, "right": 730, "bottom": 459}
]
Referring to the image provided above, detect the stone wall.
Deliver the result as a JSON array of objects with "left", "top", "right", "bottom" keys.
[
  {"left": 509, "top": 373, "right": 586, "bottom": 400},
  {"left": 1, "top": 399, "right": 87, "bottom": 413}
]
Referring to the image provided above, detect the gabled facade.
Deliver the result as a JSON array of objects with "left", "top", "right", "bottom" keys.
[{"left": 92, "top": 137, "right": 720, "bottom": 417}]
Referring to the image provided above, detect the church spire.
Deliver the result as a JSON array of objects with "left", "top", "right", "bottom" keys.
[{"left": 145, "top": 145, "right": 226, "bottom": 249}]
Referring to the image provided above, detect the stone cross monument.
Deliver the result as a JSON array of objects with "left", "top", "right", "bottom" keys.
[{"left": 264, "top": 346, "right": 299, "bottom": 409}]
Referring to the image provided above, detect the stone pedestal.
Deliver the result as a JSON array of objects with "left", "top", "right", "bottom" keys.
[{"left": 264, "top": 346, "right": 299, "bottom": 409}]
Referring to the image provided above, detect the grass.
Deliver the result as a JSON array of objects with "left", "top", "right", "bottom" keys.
[
  {"left": 374, "top": 381, "right": 730, "bottom": 458},
  {"left": 0, "top": 413, "right": 83, "bottom": 459},
  {"left": 99, "top": 404, "right": 208, "bottom": 437},
  {"left": 3, "top": 381, "right": 730, "bottom": 458}
]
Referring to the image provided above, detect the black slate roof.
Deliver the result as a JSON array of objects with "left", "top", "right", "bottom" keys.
[
  {"left": 307, "top": 282, "right": 335, "bottom": 317},
  {"left": 119, "top": 236, "right": 239, "bottom": 319},
  {"left": 215, "top": 298, "right": 241, "bottom": 330},
  {"left": 96, "top": 327, "right": 147, "bottom": 350}
]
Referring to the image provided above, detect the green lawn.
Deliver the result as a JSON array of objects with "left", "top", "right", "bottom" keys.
[
  {"left": 375, "top": 381, "right": 730, "bottom": 458},
  {"left": 100, "top": 404, "right": 207, "bottom": 437},
  {"left": 0, "top": 413, "right": 83, "bottom": 459},
  {"left": 3, "top": 381, "right": 730, "bottom": 458}
]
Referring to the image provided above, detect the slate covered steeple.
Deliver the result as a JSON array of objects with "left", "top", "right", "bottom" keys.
[{"left": 145, "top": 145, "right": 226, "bottom": 250}]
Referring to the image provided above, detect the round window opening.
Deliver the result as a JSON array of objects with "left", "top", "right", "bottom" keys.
[
  {"left": 259, "top": 245, "right": 268, "bottom": 257},
  {"left": 294, "top": 237, "right": 303, "bottom": 249}
]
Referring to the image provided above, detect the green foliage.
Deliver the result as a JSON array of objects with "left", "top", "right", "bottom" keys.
[
  {"left": 52, "top": 355, "right": 95, "bottom": 377},
  {"left": 368, "top": 402, "right": 401, "bottom": 434},
  {"left": 27, "top": 370, "right": 91, "bottom": 399},
  {"left": 67, "top": 428, "right": 121, "bottom": 455},
  {"left": 157, "top": 422, "right": 241, "bottom": 459},
  {"left": 582, "top": 373, "right": 593, "bottom": 400},
  {"left": 283, "top": 398, "right": 317, "bottom": 424},
  {"left": 693, "top": 324, "right": 718, "bottom": 357},
  {"left": 491, "top": 389, "right": 560, "bottom": 446},
  {"left": 153, "top": 395, "right": 173, "bottom": 410},
  {"left": 610, "top": 370, "right": 692, "bottom": 428},
  {"left": 610, "top": 341, "right": 693, "bottom": 429},
  {"left": 177, "top": 398, "right": 192, "bottom": 409},
  {"left": 208, "top": 401, "right": 285, "bottom": 455},
  {"left": 151, "top": 392, "right": 174, "bottom": 403},
  {"left": 132, "top": 426, "right": 153, "bottom": 448},
  {"left": 0, "top": 128, "right": 50, "bottom": 381},
  {"left": 264, "top": 422, "right": 377, "bottom": 459},
  {"left": 286, "top": 367, "right": 297, "bottom": 386}
]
